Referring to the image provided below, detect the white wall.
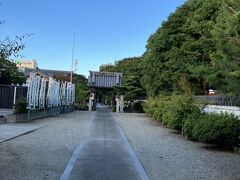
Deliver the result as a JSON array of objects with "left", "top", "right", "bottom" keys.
[{"left": 204, "top": 105, "right": 240, "bottom": 117}]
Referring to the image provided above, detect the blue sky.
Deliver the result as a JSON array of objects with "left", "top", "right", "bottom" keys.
[{"left": 1, "top": 0, "right": 187, "bottom": 77}]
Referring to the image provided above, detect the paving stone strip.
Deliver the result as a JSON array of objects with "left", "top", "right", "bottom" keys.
[{"left": 62, "top": 107, "right": 149, "bottom": 180}]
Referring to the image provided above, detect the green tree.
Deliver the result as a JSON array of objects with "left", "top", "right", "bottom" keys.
[
  {"left": 119, "top": 75, "right": 145, "bottom": 101},
  {"left": 0, "top": 58, "right": 26, "bottom": 84},
  {"left": 73, "top": 75, "right": 89, "bottom": 104},
  {"left": 141, "top": 0, "right": 221, "bottom": 97},
  {"left": 209, "top": 0, "right": 240, "bottom": 95},
  {"left": 0, "top": 20, "right": 27, "bottom": 85},
  {"left": 101, "top": 57, "right": 146, "bottom": 101}
]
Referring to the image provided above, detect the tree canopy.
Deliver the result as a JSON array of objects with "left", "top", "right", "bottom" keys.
[
  {"left": 101, "top": 57, "right": 146, "bottom": 101},
  {"left": 0, "top": 58, "right": 26, "bottom": 85},
  {"left": 101, "top": 0, "right": 240, "bottom": 97},
  {"left": 141, "top": 0, "right": 221, "bottom": 97},
  {"left": 0, "top": 24, "right": 26, "bottom": 85},
  {"left": 209, "top": 0, "right": 240, "bottom": 95},
  {"left": 0, "top": 21, "right": 27, "bottom": 85}
]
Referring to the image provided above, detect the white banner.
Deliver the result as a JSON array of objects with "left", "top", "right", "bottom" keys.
[{"left": 27, "top": 73, "right": 75, "bottom": 110}]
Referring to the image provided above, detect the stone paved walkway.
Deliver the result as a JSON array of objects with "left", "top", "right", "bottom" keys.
[{"left": 65, "top": 107, "right": 149, "bottom": 180}]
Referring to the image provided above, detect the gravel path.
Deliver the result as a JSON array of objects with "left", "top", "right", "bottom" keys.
[
  {"left": 0, "top": 111, "right": 95, "bottom": 180},
  {"left": 113, "top": 113, "right": 240, "bottom": 180}
]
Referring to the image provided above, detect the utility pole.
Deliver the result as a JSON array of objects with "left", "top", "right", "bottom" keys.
[{"left": 70, "top": 33, "right": 76, "bottom": 83}]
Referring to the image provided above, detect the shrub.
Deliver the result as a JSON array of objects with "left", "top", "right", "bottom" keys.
[
  {"left": 14, "top": 97, "right": 27, "bottom": 114},
  {"left": 152, "top": 108, "right": 163, "bottom": 122},
  {"left": 183, "top": 107, "right": 202, "bottom": 138},
  {"left": 162, "top": 103, "right": 183, "bottom": 130},
  {"left": 162, "top": 95, "right": 195, "bottom": 131},
  {"left": 192, "top": 113, "right": 240, "bottom": 149},
  {"left": 145, "top": 95, "right": 240, "bottom": 149},
  {"left": 143, "top": 98, "right": 157, "bottom": 115},
  {"left": 145, "top": 95, "right": 198, "bottom": 130}
]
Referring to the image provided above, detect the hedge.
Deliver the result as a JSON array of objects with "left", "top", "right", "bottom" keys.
[
  {"left": 144, "top": 95, "right": 240, "bottom": 149},
  {"left": 192, "top": 113, "right": 240, "bottom": 148}
]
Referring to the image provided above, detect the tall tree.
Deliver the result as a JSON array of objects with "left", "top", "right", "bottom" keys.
[
  {"left": 101, "top": 57, "right": 146, "bottom": 101},
  {"left": 209, "top": 0, "right": 240, "bottom": 95},
  {"left": 141, "top": 0, "right": 221, "bottom": 97}
]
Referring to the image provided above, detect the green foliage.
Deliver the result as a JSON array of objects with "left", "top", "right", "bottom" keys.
[
  {"left": 96, "top": 89, "right": 113, "bottom": 105},
  {"left": 183, "top": 108, "right": 203, "bottom": 138},
  {"left": 142, "top": 0, "right": 240, "bottom": 149},
  {"left": 209, "top": 0, "right": 240, "bottom": 95},
  {"left": 141, "top": 0, "right": 221, "bottom": 97},
  {"left": 120, "top": 75, "right": 145, "bottom": 101},
  {"left": 14, "top": 97, "right": 27, "bottom": 114},
  {"left": 0, "top": 21, "right": 28, "bottom": 85},
  {"left": 144, "top": 95, "right": 197, "bottom": 130},
  {"left": 0, "top": 36, "right": 26, "bottom": 59},
  {"left": 192, "top": 113, "right": 240, "bottom": 148},
  {"left": 0, "top": 58, "right": 26, "bottom": 85},
  {"left": 143, "top": 96, "right": 170, "bottom": 120},
  {"left": 145, "top": 95, "right": 240, "bottom": 149},
  {"left": 74, "top": 75, "right": 88, "bottom": 104},
  {"left": 101, "top": 57, "right": 146, "bottom": 101},
  {"left": 162, "top": 96, "right": 196, "bottom": 130},
  {"left": 101, "top": 57, "right": 142, "bottom": 77},
  {"left": 101, "top": 0, "right": 240, "bottom": 97}
]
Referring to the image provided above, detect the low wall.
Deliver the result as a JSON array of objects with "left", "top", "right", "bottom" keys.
[
  {"left": 6, "top": 106, "right": 74, "bottom": 123},
  {"left": 204, "top": 105, "right": 240, "bottom": 117}
]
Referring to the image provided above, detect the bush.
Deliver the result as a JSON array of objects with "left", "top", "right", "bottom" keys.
[
  {"left": 192, "top": 113, "right": 240, "bottom": 149},
  {"left": 145, "top": 95, "right": 240, "bottom": 149},
  {"left": 143, "top": 96, "right": 170, "bottom": 121},
  {"left": 162, "top": 103, "right": 183, "bottom": 129},
  {"left": 145, "top": 95, "right": 195, "bottom": 130},
  {"left": 162, "top": 95, "right": 195, "bottom": 130},
  {"left": 14, "top": 97, "right": 27, "bottom": 114},
  {"left": 153, "top": 108, "right": 164, "bottom": 122},
  {"left": 143, "top": 98, "right": 158, "bottom": 115},
  {"left": 183, "top": 106, "right": 202, "bottom": 138}
]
